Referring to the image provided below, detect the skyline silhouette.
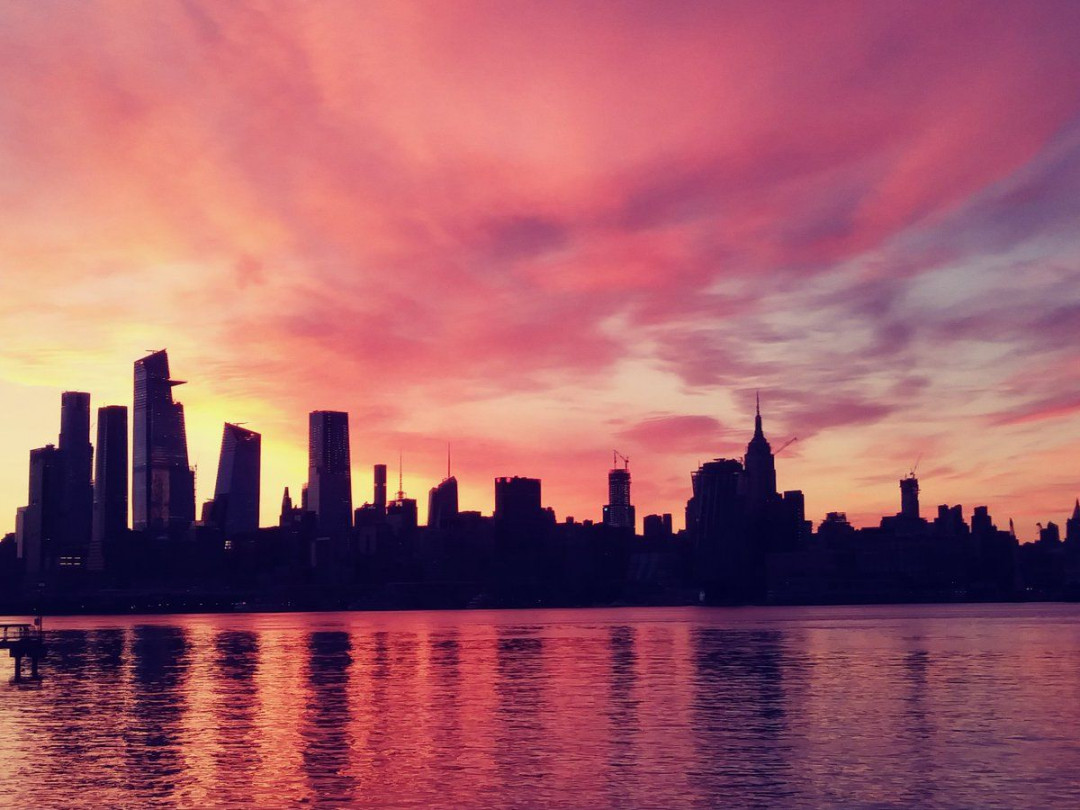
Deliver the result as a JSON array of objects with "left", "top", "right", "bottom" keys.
[
  {"left": 2, "top": 348, "right": 1076, "bottom": 543},
  {"left": 2, "top": 347, "right": 1078, "bottom": 612}
]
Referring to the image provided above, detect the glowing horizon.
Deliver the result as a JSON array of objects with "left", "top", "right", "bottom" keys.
[{"left": 2, "top": 2, "right": 1079, "bottom": 539}]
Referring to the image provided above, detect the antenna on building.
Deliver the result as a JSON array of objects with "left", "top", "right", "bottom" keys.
[
  {"left": 447, "top": 442, "right": 451, "bottom": 480},
  {"left": 613, "top": 450, "right": 629, "bottom": 470},
  {"left": 397, "top": 451, "right": 405, "bottom": 500}
]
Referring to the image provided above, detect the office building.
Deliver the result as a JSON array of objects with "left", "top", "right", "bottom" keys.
[
  {"left": 133, "top": 350, "right": 195, "bottom": 536},
  {"left": 308, "top": 410, "right": 352, "bottom": 533},
  {"left": 90, "top": 405, "right": 128, "bottom": 572},
  {"left": 209, "top": 423, "right": 261, "bottom": 536}
]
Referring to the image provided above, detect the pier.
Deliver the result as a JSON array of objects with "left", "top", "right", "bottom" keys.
[{"left": 1, "top": 622, "right": 45, "bottom": 682}]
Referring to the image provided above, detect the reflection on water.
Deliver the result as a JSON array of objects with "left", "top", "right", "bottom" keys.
[
  {"left": 1, "top": 605, "right": 1080, "bottom": 808},
  {"left": 129, "top": 626, "right": 189, "bottom": 803},
  {"left": 303, "top": 631, "right": 354, "bottom": 807}
]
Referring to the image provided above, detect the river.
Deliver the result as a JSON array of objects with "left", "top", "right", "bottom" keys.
[{"left": 1, "top": 604, "right": 1078, "bottom": 808}]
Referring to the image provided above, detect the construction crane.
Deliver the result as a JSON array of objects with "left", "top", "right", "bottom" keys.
[
  {"left": 613, "top": 450, "right": 630, "bottom": 470},
  {"left": 908, "top": 453, "right": 922, "bottom": 478},
  {"left": 775, "top": 437, "right": 797, "bottom": 455}
]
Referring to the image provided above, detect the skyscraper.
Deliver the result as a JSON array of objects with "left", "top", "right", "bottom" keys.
[
  {"left": 743, "top": 394, "right": 777, "bottom": 508},
  {"left": 428, "top": 476, "right": 459, "bottom": 529},
  {"left": 374, "top": 463, "right": 388, "bottom": 517},
  {"left": 900, "top": 475, "right": 920, "bottom": 520},
  {"left": 90, "top": 405, "right": 128, "bottom": 572},
  {"left": 133, "top": 350, "right": 195, "bottom": 537},
  {"left": 58, "top": 391, "right": 93, "bottom": 563},
  {"left": 210, "top": 423, "right": 261, "bottom": 536},
  {"left": 603, "top": 453, "right": 635, "bottom": 530},
  {"left": 495, "top": 476, "right": 542, "bottom": 525},
  {"left": 308, "top": 410, "right": 352, "bottom": 533},
  {"left": 21, "top": 445, "right": 63, "bottom": 576}
]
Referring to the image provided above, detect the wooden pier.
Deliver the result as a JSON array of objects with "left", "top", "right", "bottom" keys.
[{"left": 1, "top": 622, "right": 45, "bottom": 682}]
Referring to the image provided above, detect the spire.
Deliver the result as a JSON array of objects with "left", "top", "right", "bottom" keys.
[
  {"left": 1072, "top": 498, "right": 1080, "bottom": 521},
  {"left": 753, "top": 390, "right": 764, "bottom": 439},
  {"left": 447, "top": 442, "right": 451, "bottom": 481}
]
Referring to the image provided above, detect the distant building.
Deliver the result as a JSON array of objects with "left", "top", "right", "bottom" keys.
[
  {"left": 1038, "top": 521, "right": 1061, "bottom": 544},
  {"left": 133, "top": 350, "right": 195, "bottom": 536},
  {"left": 743, "top": 394, "right": 777, "bottom": 508},
  {"left": 307, "top": 411, "right": 352, "bottom": 533},
  {"left": 428, "top": 476, "right": 459, "bottom": 529},
  {"left": 900, "top": 474, "right": 920, "bottom": 520},
  {"left": 58, "top": 391, "right": 93, "bottom": 564},
  {"left": 374, "top": 464, "right": 388, "bottom": 517},
  {"left": 495, "top": 476, "right": 543, "bottom": 524},
  {"left": 642, "top": 513, "right": 673, "bottom": 540},
  {"left": 90, "top": 405, "right": 128, "bottom": 572},
  {"left": 603, "top": 456, "right": 635, "bottom": 531},
  {"left": 1066, "top": 500, "right": 1080, "bottom": 545},
  {"left": 687, "top": 458, "right": 748, "bottom": 597},
  {"left": 280, "top": 486, "right": 295, "bottom": 526},
  {"left": 209, "top": 423, "right": 261, "bottom": 536},
  {"left": 21, "top": 445, "right": 64, "bottom": 576}
]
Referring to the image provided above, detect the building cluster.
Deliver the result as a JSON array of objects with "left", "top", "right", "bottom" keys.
[{"left": 1, "top": 349, "right": 1079, "bottom": 612}]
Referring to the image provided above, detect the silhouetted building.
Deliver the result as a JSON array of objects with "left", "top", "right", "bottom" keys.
[
  {"left": 208, "top": 423, "right": 261, "bottom": 536},
  {"left": 1066, "top": 500, "right": 1080, "bottom": 545},
  {"left": 307, "top": 411, "right": 352, "bottom": 534},
  {"left": 133, "top": 350, "right": 195, "bottom": 537},
  {"left": 495, "top": 476, "right": 543, "bottom": 525},
  {"left": 781, "top": 490, "right": 811, "bottom": 546},
  {"left": 1039, "top": 521, "right": 1061, "bottom": 544},
  {"left": 642, "top": 513, "right": 674, "bottom": 540},
  {"left": 687, "top": 458, "right": 749, "bottom": 599},
  {"left": 603, "top": 456, "right": 635, "bottom": 531},
  {"left": 817, "top": 511, "right": 856, "bottom": 542},
  {"left": 90, "top": 405, "right": 128, "bottom": 572},
  {"left": 900, "top": 474, "right": 920, "bottom": 520},
  {"left": 20, "top": 445, "right": 63, "bottom": 576},
  {"left": 280, "top": 487, "right": 295, "bottom": 526},
  {"left": 428, "top": 476, "right": 459, "bottom": 529},
  {"left": 374, "top": 464, "right": 388, "bottom": 517},
  {"left": 744, "top": 394, "right": 777, "bottom": 509},
  {"left": 387, "top": 496, "right": 418, "bottom": 536},
  {"left": 58, "top": 391, "right": 93, "bottom": 564}
]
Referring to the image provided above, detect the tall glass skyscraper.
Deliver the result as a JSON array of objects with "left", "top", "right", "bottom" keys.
[
  {"left": 308, "top": 410, "right": 352, "bottom": 533},
  {"left": 211, "top": 423, "right": 261, "bottom": 536},
  {"left": 133, "top": 350, "right": 195, "bottom": 537},
  {"left": 90, "top": 404, "right": 128, "bottom": 571},
  {"left": 58, "top": 391, "right": 93, "bottom": 560}
]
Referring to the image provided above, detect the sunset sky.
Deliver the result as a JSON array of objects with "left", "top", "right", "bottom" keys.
[{"left": 1, "top": 1, "right": 1079, "bottom": 538}]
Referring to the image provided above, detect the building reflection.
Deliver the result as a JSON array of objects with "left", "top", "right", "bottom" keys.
[
  {"left": 691, "top": 627, "right": 794, "bottom": 803},
  {"left": 606, "top": 626, "right": 641, "bottom": 806},
  {"left": 428, "top": 630, "right": 462, "bottom": 766},
  {"left": 127, "top": 625, "right": 191, "bottom": 803},
  {"left": 301, "top": 630, "right": 354, "bottom": 806},
  {"left": 494, "top": 626, "right": 548, "bottom": 794},
  {"left": 212, "top": 630, "right": 261, "bottom": 804},
  {"left": 898, "top": 645, "right": 938, "bottom": 804}
]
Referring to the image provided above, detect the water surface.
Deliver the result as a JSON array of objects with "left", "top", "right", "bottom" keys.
[{"left": 1, "top": 604, "right": 1079, "bottom": 808}]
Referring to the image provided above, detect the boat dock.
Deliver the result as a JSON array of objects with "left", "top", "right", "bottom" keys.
[{"left": 1, "top": 622, "right": 45, "bottom": 682}]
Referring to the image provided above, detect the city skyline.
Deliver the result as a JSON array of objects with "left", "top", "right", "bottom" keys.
[
  {"left": 1, "top": 349, "right": 1077, "bottom": 541},
  {"left": 2, "top": 3, "right": 1079, "bottom": 538}
]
